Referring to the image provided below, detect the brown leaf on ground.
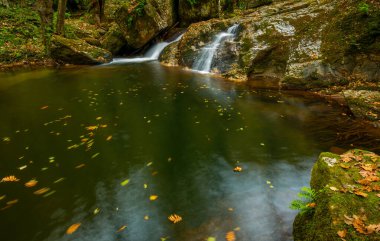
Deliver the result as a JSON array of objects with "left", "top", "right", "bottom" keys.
[
  {"left": 372, "top": 185, "right": 380, "bottom": 191},
  {"left": 66, "top": 223, "right": 81, "bottom": 234},
  {"left": 367, "top": 224, "right": 380, "bottom": 234},
  {"left": 226, "top": 231, "right": 236, "bottom": 241},
  {"left": 354, "top": 190, "right": 368, "bottom": 198},
  {"left": 353, "top": 216, "right": 367, "bottom": 234},
  {"left": 360, "top": 164, "right": 377, "bottom": 172},
  {"left": 337, "top": 230, "right": 347, "bottom": 238},
  {"left": 339, "top": 163, "right": 350, "bottom": 169}
]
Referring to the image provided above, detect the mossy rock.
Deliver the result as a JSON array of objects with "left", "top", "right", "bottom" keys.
[
  {"left": 100, "top": 23, "right": 128, "bottom": 55},
  {"left": 293, "top": 150, "right": 380, "bottom": 241},
  {"left": 116, "top": 0, "right": 175, "bottom": 50},
  {"left": 51, "top": 35, "right": 112, "bottom": 65},
  {"left": 343, "top": 90, "right": 380, "bottom": 122}
]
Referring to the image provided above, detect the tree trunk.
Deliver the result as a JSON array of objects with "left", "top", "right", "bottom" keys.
[
  {"left": 99, "top": 0, "right": 105, "bottom": 22},
  {"left": 0, "top": 0, "right": 9, "bottom": 7},
  {"left": 56, "top": 0, "right": 68, "bottom": 35},
  {"left": 36, "top": 0, "right": 54, "bottom": 54}
]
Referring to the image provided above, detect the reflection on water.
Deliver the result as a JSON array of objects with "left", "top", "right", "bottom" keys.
[{"left": 0, "top": 62, "right": 379, "bottom": 241}]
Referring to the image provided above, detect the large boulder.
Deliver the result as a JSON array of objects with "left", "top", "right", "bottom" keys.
[
  {"left": 293, "top": 150, "right": 380, "bottom": 241},
  {"left": 100, "top": 23, "right": 128, "bottom": 55},
  {"left": 115, "top": 0, "right": 175, "bottom": 50},
  {"left": 51, "top": 35, "right": 112, "bottom": 64}
]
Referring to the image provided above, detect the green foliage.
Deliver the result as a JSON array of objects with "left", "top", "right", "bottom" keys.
[
  {"left": 135, "top": 0, "right": 146, "bottom": 16},
  {"left": 187, "top": 0, "right": 198, "bottom": 7},
  {"left": 289, "top": 187, "right": 317, "bottom": 214},
  {"left": 358, "top": 2, "right": 369, "bottom": 15}
]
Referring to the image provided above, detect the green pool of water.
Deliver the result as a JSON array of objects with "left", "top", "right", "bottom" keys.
[{"left": 0, "top": 62, "right": 378, "bottom": 241}]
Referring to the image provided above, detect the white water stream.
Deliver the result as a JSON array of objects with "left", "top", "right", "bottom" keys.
[
  {"left": 111, "top": 34, "right": 184, "bottom": 64},
  {"left": 192, "top": 24, "right": 239, "bottom": 73}
]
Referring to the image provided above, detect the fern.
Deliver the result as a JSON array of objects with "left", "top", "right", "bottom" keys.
[{"left": 289, "top": 186, "right": 317, "bottom": 214}]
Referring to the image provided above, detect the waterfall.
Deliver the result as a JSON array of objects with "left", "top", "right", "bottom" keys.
[
  {"left": 111, "top": 34, "right": 184, "bottom": 64},
  {"left": 192, "top": 24, "right": 239, "bottom": 73}
]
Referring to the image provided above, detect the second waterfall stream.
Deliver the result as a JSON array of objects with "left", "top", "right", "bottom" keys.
[{"left": 192, "top": 24, "right": 239, "bottom": 73}]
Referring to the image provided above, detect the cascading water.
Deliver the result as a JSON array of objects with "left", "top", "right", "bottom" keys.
[
  {"left": 111, "top": 34, "right": 184, "bottom": 64},
  {"left": 192, "top": 24, "right": 239, "bottom": 73}
]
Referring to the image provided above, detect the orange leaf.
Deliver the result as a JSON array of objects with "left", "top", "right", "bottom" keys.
[
  {"left": 86, "top": 126, "right": 98, "bottom": 131},
  {"left": 34, "top": 187, "right": 50, "bottom": 195},
  {"left": 1, "top": 175, "right": 19, "bottom": 182},
  {"left": 354, "top": 190, "right": 368, "bottom": 198},
  {"left": 66, "top": 223, "right": 81, "bottom": 234},
  {"left": 25, "top": 179, "right": 38, "bottom": 187},
  {"left": 168, "top": 214, "right": 182, "bottom": 223},
  {"left": 337, "top": 230, "right": 347, "bottom": 238},
  {"left": 226, "top": 231, "right": 236, "bottom": 241},
  {"left": 233, "top": 166, "right": 242, "bottom": 172}
]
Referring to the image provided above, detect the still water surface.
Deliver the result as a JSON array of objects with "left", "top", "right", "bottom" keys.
[{"left": 0, "top": 62, "right": 379, "bottom": 241}]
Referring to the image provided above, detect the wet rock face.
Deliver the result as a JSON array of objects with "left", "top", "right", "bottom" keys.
[
  {"left": 116, "top": 0, "right": 175, "bottom": 50},
  {"left": 162, "top": 0, "right": 380, "bottom": 88},
  {"left": 51, "top": 35, "right": 112, "bottom": 65},
  {"left": 178, "top": 0, "right": 233, "bottom": 26},
  {"left": 100, "top": 23, "right": 128, "bottom": 55}
]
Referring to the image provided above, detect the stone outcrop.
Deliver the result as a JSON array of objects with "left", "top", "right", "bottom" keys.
[
  {"left": 343, "top": 90, "right": 380, "bottom": 122},
  {"left": 115, "top": 0, "right": 175, "bottom": 50},
  {"left": 293, "top": 150, "right": 380, "bottom": 241},
  {"left": 51, "top": 35, "right": 112, "bottom": 64},
  {"left": 161, "top": 0, "right": 380, "bottom": 87}
]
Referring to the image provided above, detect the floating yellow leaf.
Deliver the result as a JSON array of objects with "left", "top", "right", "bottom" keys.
[
  {"left": 144, "top": 215, "right": 149, "bottom": 220},
  {"left": 121, "top": 179, "right": 130, "bottom": 186},
  {"left": 116, "top": 225, "right": 127, "bottom": 233},
  {"left": 144, "top": 184, "right": 148, "bottom": 189},
  {"left": 86, "top": 126, "right": 98, "bottom": 131},
  {"left": 207, "top": 237, "right": 216, "bottom": 241},
  {"left": 147, "top": 162, "right": 153, "bottom": 167},
  {"left": 6, "top": 199, "right": 18, "bottom": 205},
  {"left": 96, "top": 117, "right": 102, "bottom": 120},
  {"left": 75, "top": 164, "right": 86, "bottom": 169},
  {"left": 106, "top": 135, "right": 112, "bottom": 141},
  {"left": 150, "top": 195, "right": 158, "bottom": 201},
  {"left": 66, "top": 223, "right": 81, "bottom": 234},
  {"left": 233, "top": 166, "right": 242, "bottom": 172},
  {"left": 1, "top": 175, "right": 19, "bottom": 182},
  {"left": 168, "top": 214, "right": 182, "bottom": 223},
  {"left": 40, "top": 106, "right": 49, "bottom": 110},
  {"left": 25, "top": 179, "right": 38, "bottom": 187},
  {"left": 34, "top": 187, "right": 50, "bottom": 195}
]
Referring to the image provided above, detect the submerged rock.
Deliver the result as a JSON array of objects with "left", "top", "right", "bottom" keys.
[
  {"left": 293, "top": 150, "right": 380, "bottom": 241},
  {"left": 51, "top": 35, "right": 112, "bottom": 65}
]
